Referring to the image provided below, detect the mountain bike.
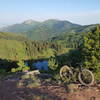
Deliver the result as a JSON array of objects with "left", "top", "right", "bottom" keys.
[{"left": 60, "top": 63, "right": 94, "bottom": 86}]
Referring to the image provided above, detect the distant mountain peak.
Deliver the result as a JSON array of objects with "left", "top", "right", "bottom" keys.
[
  {"left": 44, "top": 19, "right": 59, "bottom": 22},
  {"left": 23, "top": 19, "right": 39, "bottom": 25}
]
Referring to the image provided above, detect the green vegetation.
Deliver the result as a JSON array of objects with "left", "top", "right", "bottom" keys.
[
  {"left": 48, "top": 56, "right": 58, "bottom": 71},
  {"left": 81, "top": 25, "right": 100, "bottom": 80},
  {"left": 0, "top": 19, "right": 81, "bottom": 40},
  {"left": 11, "top": 60, "right": 29, "bottom": 72},
  {"left": 0, "top": 32, "right": 67, "bottom": 60},
  {"left": 0, "top": 20, "right": 40, "bottom": 33},
  {"left": 0, "top": 39, "right": 27, "bottom": 60},
  {"left": 0, "top": 19, "right": 97, "bottom": 42},
  {"left": 82, "top": 26, "right": 100, "bottom": 70},
  {"left": 0, "top": 21, "right": 99, "bottom": 82},
  {"left": 0, "top": 32, "right": 28, "bottom": 41},
  {"left": 18, "top": 73, "right": 41, "bottom": 88}
]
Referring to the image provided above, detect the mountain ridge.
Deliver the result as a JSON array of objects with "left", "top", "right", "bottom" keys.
[
  {"left": 0, "top": 19, "right": 81, "bottom": 33},
  {"left": 0, "top": 19, "right": 99, "bottom": 41}
]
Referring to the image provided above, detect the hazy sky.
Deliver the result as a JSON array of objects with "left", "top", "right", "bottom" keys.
[{"left": 0, "top": 0, "right": 100, "bottom": 27}]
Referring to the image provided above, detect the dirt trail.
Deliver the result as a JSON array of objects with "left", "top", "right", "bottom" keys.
[{"left": 0, "top": 76, "right": 100, "bottom": 100}]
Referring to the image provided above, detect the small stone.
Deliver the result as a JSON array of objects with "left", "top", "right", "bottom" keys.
[{"left": 67, "top": 84, "right": 78, "bottom": 93}]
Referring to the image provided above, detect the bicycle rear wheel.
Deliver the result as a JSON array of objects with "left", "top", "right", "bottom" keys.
[
  {"left": 60, "top": 65, "right": 73, "bottom": 82},
  {"left": 78, "top": 69, "right": 94, "bottom": 86}
]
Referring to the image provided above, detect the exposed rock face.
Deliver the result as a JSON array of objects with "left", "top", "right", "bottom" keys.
[{"left": 23, "top": 19, "right": 38, "bottom": 25}]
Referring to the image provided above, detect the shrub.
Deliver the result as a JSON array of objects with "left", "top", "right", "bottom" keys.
[
  {"left": 11, "top": 60, "right": 30, "bottom": 72},
  {"left": 0, "top": 69, "right": 6, "bottom": 73},
  {"left": 94, "top": 70, "right": 100, "bottom": 82},
  {"left": 48, "top": 56, "right": 58, "bottom": 71},
  {"left": 21, "top": 74, "right": 30, "bottom": 79},
  {"left": 18, "top": 73, "right": 41, "bottom": 88},
  {"left": 27, "top": 81, "right": 40, "bottom": 88},
  {"left": 82, "top": 25, "right": 100, "bottom": 71},
  {"left": 11, "top": 68, "right": 16, "bottom": 73}
]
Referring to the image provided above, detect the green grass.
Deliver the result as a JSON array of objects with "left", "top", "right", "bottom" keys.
[{"left": 0, "top": 39, "right": 27, "bottom": 60}]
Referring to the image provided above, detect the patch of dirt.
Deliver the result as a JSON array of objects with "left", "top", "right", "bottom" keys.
[{"left": 0, "top": 75, "right": 100, "bottom": 100}]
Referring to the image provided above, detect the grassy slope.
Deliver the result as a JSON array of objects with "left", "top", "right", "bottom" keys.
[
  {"left": 0, "top": 32, "right": 29, "bottom": 60},
  {"left": 0, "top": 39, "right": 27, "bottom": 60},
  {"left": 0, "top": 32, "right": 28, "bottom": 41}
]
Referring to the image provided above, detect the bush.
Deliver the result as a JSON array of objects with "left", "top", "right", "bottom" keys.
[
  {"left": 82, "top": 26, "right": 100, "bottom": 71},
  {"left": 48, "top": 56, "right": 58, "bottom": 71},
  {"left": 11, "top": 68, "right": 16, "bottom": 73},
  {"left": 0, "top": 69, "right": 6, "bottom": 73},
  {"left": 11, "top": 60, "right": 30, "bottom": 73},
  {"left": 18, "top": 73, "right": 41, "bottom": 88},
  {"left": 94, "top": 71, "right": 100, "bottom": 82},
  {"left": 21, "top": 74, "right": 30, "bottom": 79}
]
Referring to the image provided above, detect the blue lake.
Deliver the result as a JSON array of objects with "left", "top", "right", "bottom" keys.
[{"left": 25, "top": 60, "right": 48, "bottom": 71}]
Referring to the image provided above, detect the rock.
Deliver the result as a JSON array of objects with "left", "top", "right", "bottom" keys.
[
  {"left": 25, "top": 70, "right": 40, "bottom": 76},
  {"left": 16, "top": 96, "right": 25, "bottom": 100},
  {"left": 67, "top": 84, "right": 79, "bottom": 93},
  {"left": 38, "top": 73, "right": 53, "bottom": 79}
]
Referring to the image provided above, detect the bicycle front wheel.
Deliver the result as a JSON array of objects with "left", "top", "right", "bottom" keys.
[
  {"left": 78, "top": 69, "right": 94, "bottom": 86},
  {"left": 60, "top": 65, "right": 73, "bottom": 82}
]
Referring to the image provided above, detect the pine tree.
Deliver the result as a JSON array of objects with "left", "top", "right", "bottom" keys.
[{"left": 82, "top": 25, "right": 100, "bottom": 71}]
